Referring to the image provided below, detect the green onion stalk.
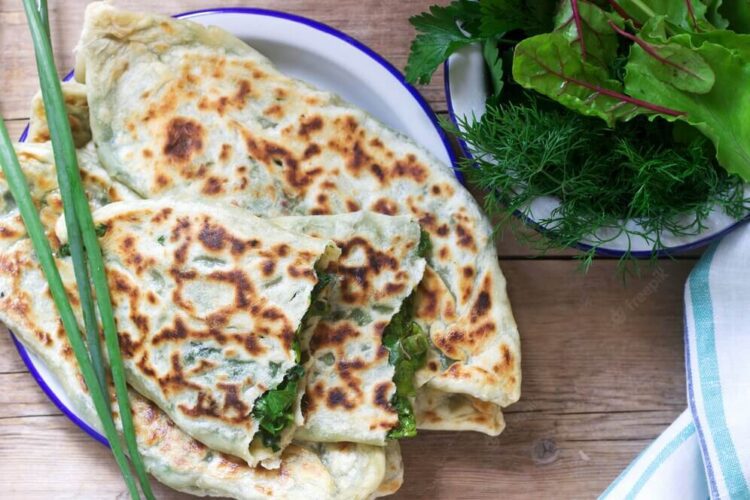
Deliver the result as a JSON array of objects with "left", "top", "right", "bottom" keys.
[{"left": 18, "top": 1, "right": 154, "bottom": 498}]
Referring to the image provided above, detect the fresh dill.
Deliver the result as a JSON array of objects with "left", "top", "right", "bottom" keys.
[{"left": 446, "top": 94, "right": 750, "bottom": 263}]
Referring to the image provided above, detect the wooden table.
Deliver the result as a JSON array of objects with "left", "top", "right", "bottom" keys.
[{"left": 0, "top": 1, "right": 691, "bottom": 498}]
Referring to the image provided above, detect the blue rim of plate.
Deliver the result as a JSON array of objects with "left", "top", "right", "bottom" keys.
[
  {"left": 443, "top": 58, "right": 750, "bottom": 259},
  {"left": 11, "top": 7, "right": 457, "bottom": 447}
]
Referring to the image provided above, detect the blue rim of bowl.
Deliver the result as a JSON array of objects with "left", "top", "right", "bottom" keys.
[
  {"left": 11, "top": 7, "right": 458, "bottom": 446},
  {"left": 443, "top": 58, "right": 750, "bottom": 258}
]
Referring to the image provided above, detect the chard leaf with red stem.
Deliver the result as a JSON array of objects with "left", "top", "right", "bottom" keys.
[
  {"left": 555, "top": 0, "right": 621, "bottom": 66},
  {"left": 617, "top": 0, "right": 713, "bottom": 32},
  {"left": 609, "top": 20, "right": 715, "bottom": 93},
  {"left": 513, "top": 1, "right": 682, "bottom": 126},
  {"left": 625, "top": 25, "right": 750, "bottom": 180}
]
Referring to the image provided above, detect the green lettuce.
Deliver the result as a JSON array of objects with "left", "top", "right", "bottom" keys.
[{"left": 625, "top": 25, "right": 750, "bottom": 180}]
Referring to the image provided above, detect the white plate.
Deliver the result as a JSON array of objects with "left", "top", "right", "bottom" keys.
[
  {"left": 445, "top": 44, "right": 749, "bottom": 257},
  {"left": 14, "top": 7, "right": 455, "bottom": 444}
]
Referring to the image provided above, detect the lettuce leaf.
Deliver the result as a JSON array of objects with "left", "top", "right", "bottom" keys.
[
  {"left": 619, "top": 0, "right": 713, "bottom": 32},
  {"left": 625, "top": 28, "right": 750, "bottom": 180}
]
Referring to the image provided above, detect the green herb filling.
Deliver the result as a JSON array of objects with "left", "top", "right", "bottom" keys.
[
  {"left": 252, "top": 269, "right": 334, "bottom": 451},
  {"left": 383, "top": 293, "right": 429, "bottom": 439}
]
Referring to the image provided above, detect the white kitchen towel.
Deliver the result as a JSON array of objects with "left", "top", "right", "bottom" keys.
[{"left": 601, "top": 223, "right": 750, "bottom": 500}]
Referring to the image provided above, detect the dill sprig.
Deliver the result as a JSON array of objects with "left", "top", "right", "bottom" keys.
[{"left": 447, "top": 95, "right": 750, "bottom": 263}]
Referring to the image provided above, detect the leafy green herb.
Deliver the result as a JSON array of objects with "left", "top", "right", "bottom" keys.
[
  {"left": 254, "top": 268, "right": 335, "bottom": 450},
  {"left": 714, "top": 0, "right": 750, "bottom": 32},
  {"left": 608, "top": 19, "right": 715, "bottom": 93},
  {"left": 617, "top": 0, "right": 712, "bottom": 32},
  {"left": 624, "top": 23, "right": 750, "bottom": 180},
  {"left": 405, "top": 0, "right": 556, "bottom": 86},
  {"left": 417, "top": 229, "right": 432, "bottom": 259},
  {"left": 513, "top": 3, "right": 684, "bottom": 125},
  {"left": 405, "top": 1, "right": 481, "bottom": 85},
  {"left": 386, "top": 394, "right": 418, "bottom": 439},
  {"left": 349, "top": 308, "right": 373, "bottom": 326},
  {"left": 448, "top": 95, "right": 749, "bottom": 262},
  {"left": 95, "top": 223, "right": 108, "bottom": 237},
  {"left": 252, "top": 364, "right": 305, "bottom": 451},
  {"left": 407, "top": 0, "right": 750, "bottom": 260},
  {"left": 483, "top": 37, "right": 504, "bottom": 96},
  {"left": 383, "top": 293, "right": 429, "bottom": 438},
  {"left": 56, "top": 242, "right": 70, "bottom": 258},
  {"left": 372, "top": 304, "right": 395, "bottom": 314}
]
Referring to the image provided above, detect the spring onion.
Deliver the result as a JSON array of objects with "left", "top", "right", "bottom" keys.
[
  {"left": 0, "top": 119, "right": 141, "bottom": 498},
  {"left": 21, "top": 2, "right": 153, "bottom": 498}
]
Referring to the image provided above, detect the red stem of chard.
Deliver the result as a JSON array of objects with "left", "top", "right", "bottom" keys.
[
  {"left": 571, "top": 0, "right": 587, "bottom": 61},
  {"left": 606, "top": 0, "right": 642, "bottom": 28},
  {"left": 529, "top": 54, "right": 684, "bottom": 117},
  {"left": 608, "top": 21, "right": 706, "bottom": 80},
  {"left": 685, "top": 0, "right": 700, "bottom": 31}
]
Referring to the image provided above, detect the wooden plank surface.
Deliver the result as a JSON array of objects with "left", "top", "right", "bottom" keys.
[{"left": 0, "top": 1, "right": 693, "bottom": 498}]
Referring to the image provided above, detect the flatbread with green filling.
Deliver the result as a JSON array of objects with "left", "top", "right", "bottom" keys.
[
  {"left": 271, "top": 212, "right": 427, "bottom": 444},
  {"left": 54, "top": 199, "right": 340, "bottom": 467},
  {"left": 74, "top": 3, "right": 521, "bottom": 416},
  {"left": 0, "top": 240, "right": 400, "bottom": 499}
]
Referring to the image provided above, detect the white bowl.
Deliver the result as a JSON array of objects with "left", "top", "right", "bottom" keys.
[{"left": 444, "top": 44, "right": 750, "bottom": 257}]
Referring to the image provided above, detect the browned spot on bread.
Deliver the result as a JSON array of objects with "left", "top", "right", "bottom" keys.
[
  {"left": 419, "top": 213, "right": 436, "bottom": 231},
  {"left": 385, "top": 282, "right": 406, "bottom": 295},
  {"left": 373, "top": 382, "right": 394, "bottom": 411},
  {"left": 152, "top": 317, "right": 189, "bottom": 345},
  {"left": 235, "top": 80, "right": 251, "bottom": 103},
  {"left": 392, "top": 155, "right": 427, "bottom": 183},
  {"left": 346, "top": 141, "right": 371, "bottom": 173},
  {"left": 274, "top": 244, "right": 290, "bottom": 257},
  {"left": 298, "top": 116, "right": 323, "bottom": 137},
  {"left": 198, "top": 222, "right": 227, "bottom": 250},
  {"left": 202, "top": 177, "right": 224, "bottom": 195},
  {"left": 310, "top": 323, "right": 359, "bottom": 351},
  {"left": 456, "top": 224, "right": 476, "bottom": 250},
  {"left": 219, "top": 144, "right": 232, "bottom": 162},
  {"left": 143, "top": 148, "right": 153, "bottom": 159},
  {"left": 471, "top": 291, "right": 491, "bottom": 322},
  {"left": 245, "top": 134, "right": 323, "bottom": 189},
  {"left": 303, "top": 143, "right": 321, "bottom": 159},
  {"left": 463, "top": 266, "right": 474, "bottom": 278},
  {"left": 262, "top": 260, "right": 275, "bottom": 276},
  {"left": 346, "top": 200, "right": 360, "bottom": 212},
  {"left": 287, "top": 264, "right": 315, "bottom": 279},
  {"left": 327, "top": 388, "right": 354, "bottom": 409},
  {"left": 218, "top": 382, "right": 251, "bottom": 421},
  {"left": 372, "top": 198, "right": 397, "bottom": 216},
  {"left": 369, "top": 163, "right": 386, "bottom": 182},
  {"left": 264, "top": 104, "right": 283, "bottom": 118},
  {"left": 164, "top": 118, "right": 203, "bottom": 161},
  {"left": 208, "top": 269, "right": 254, "bottom": 308},
  {"left": 242, "top": 334, "right": 265, "bottom": 355},
  {"left": 156, "top": 174, "right": 170, "bottom": 188}
]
